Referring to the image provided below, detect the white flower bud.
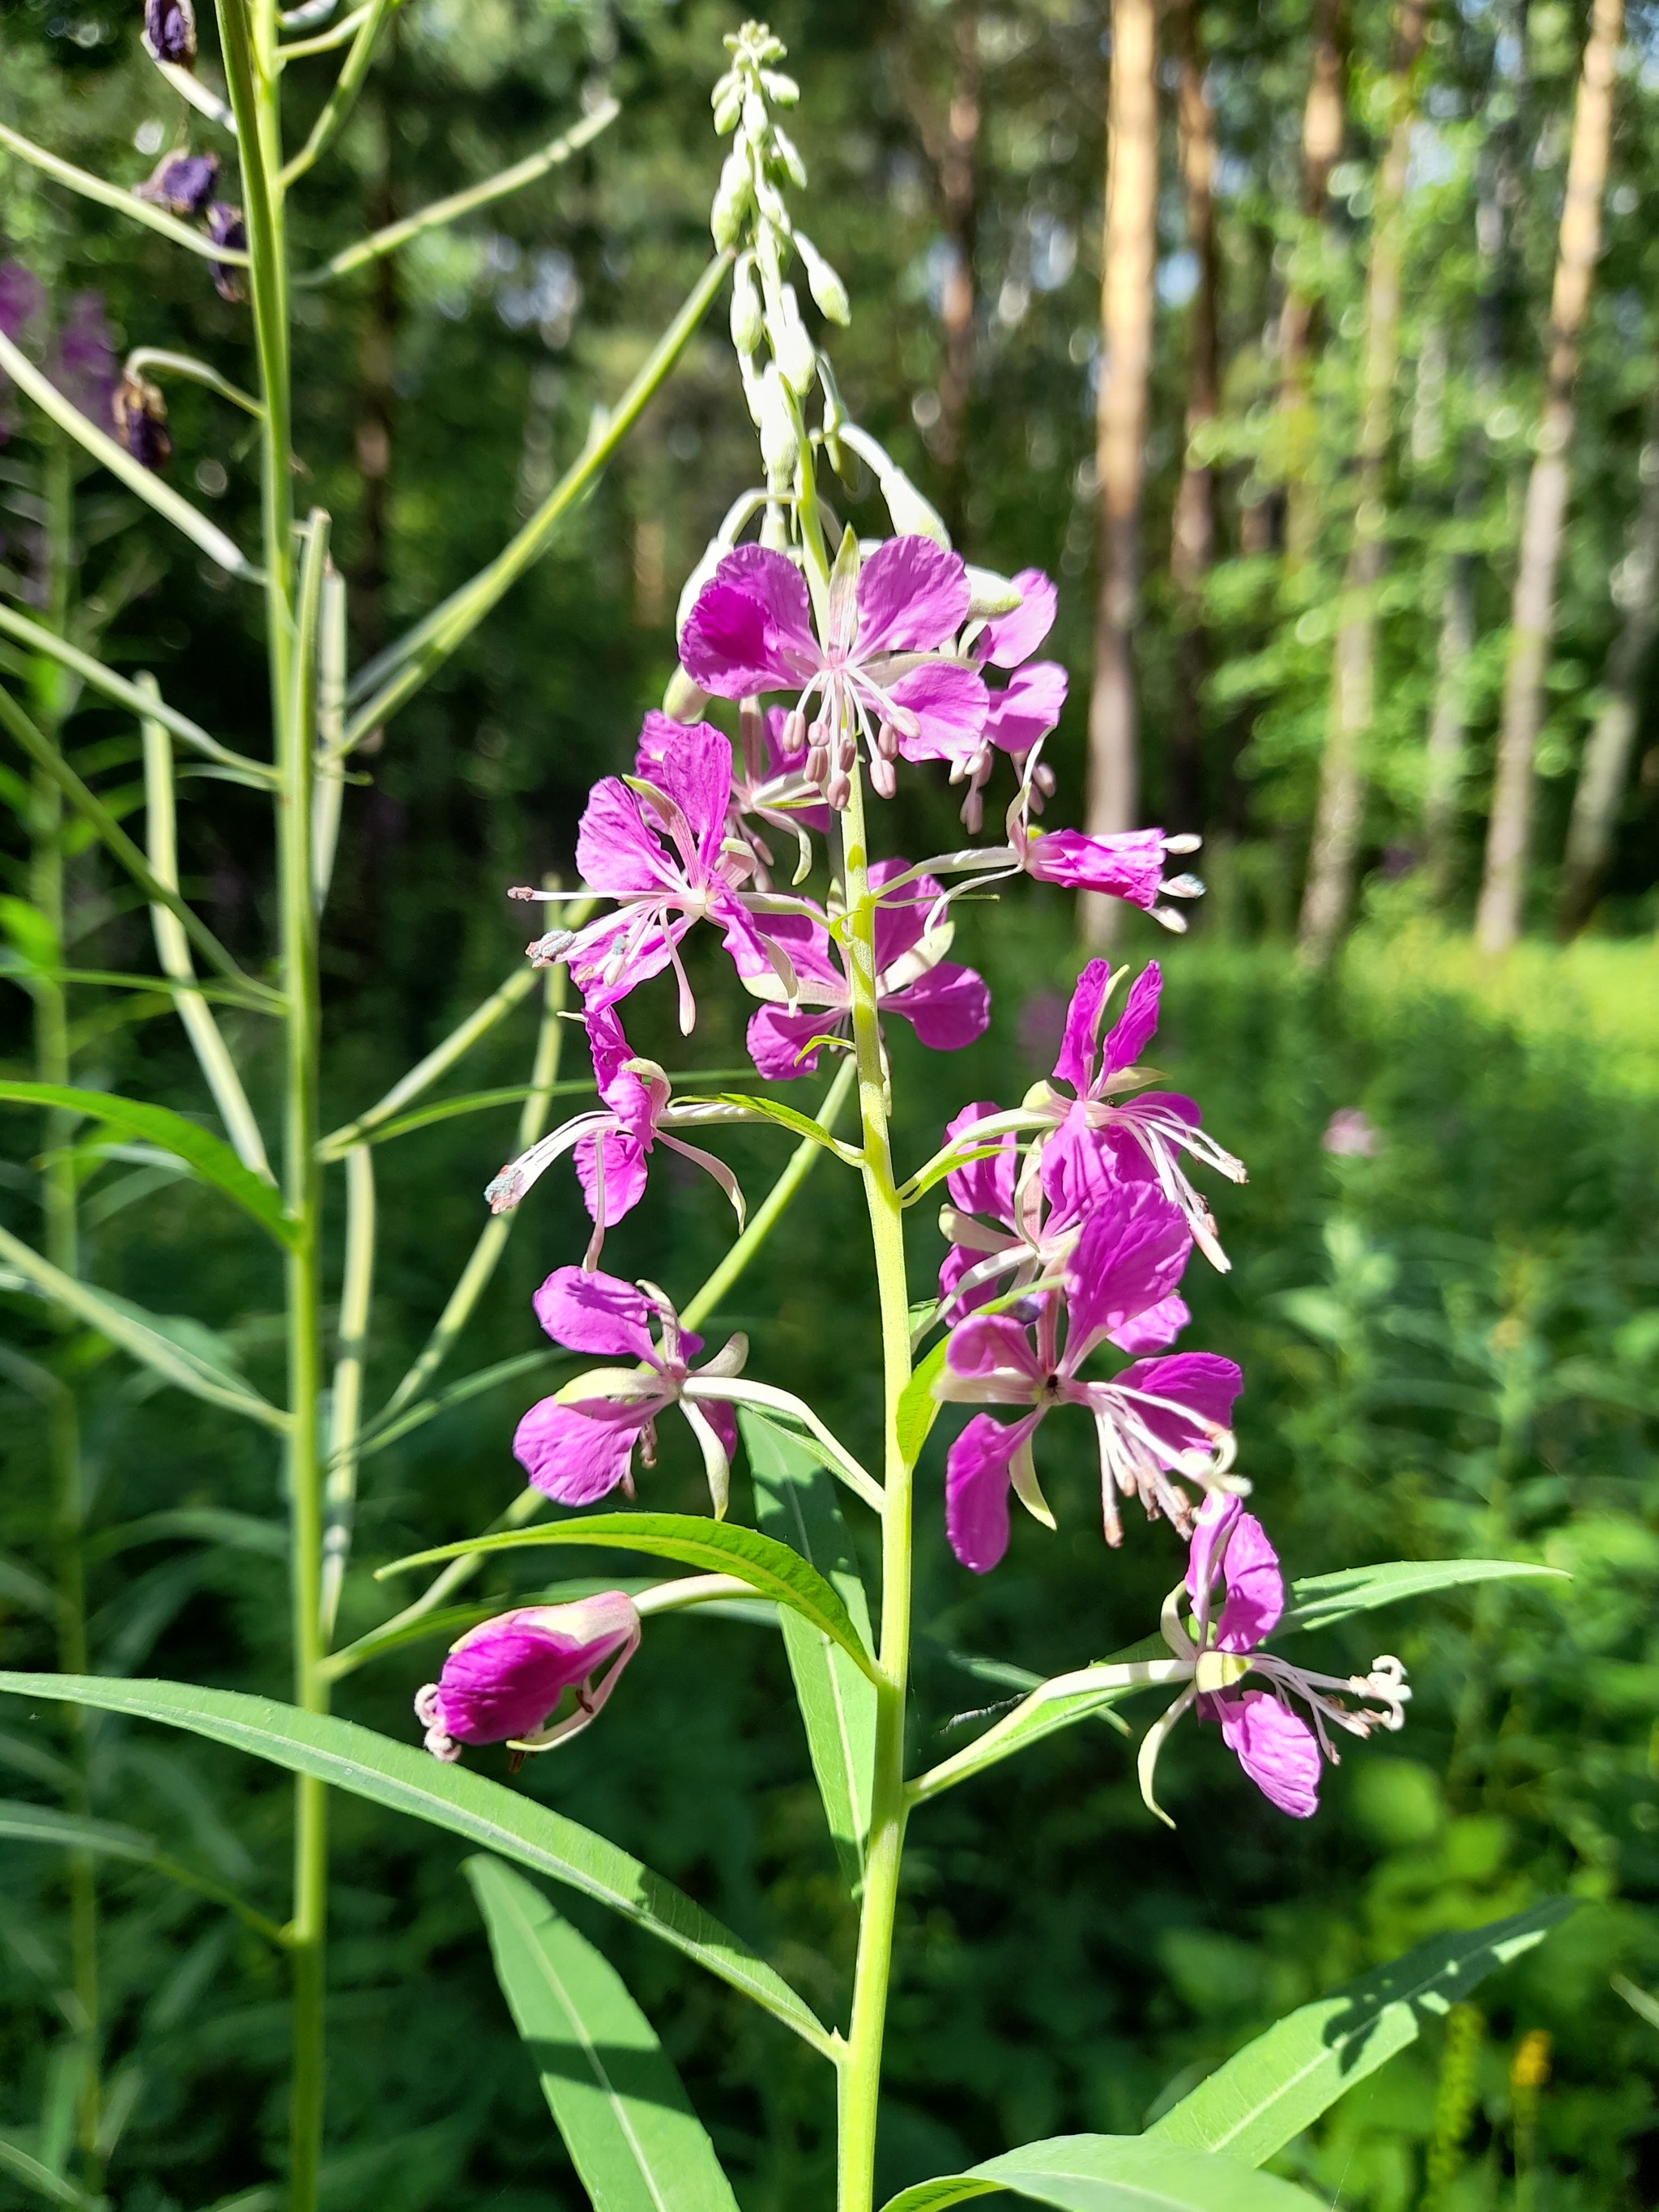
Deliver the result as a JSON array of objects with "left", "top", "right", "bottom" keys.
[
  {"left": 965, "top": 565, "right": 1023, "bottom": 618},
  {"left": 710, "top": 72, "right": 742, "bottom": 133},
  {"left": 759, "top": 69, "right": 800, "bottom": 104},
  {"left": 795, "top": 232, "right": 849, "bottom": 326},
  {"left": 836, "top": 424, "right": 952, "bottom": 548},
  {"left": 729, "top": 254, "right": 764, "bottom": 356},
  {"left": 662, "top": 665, "right": 710, "bottom": 723},
  {"left": 773, "top": 284, "right": 817, "bottom": 399},
  {"left": 770, "top": 122, "right": 808, "bottom": 190},
  {"left": 710, "top": 145, "right": 753, "bottom": 251},
  {"left": 756, "top": 365, "right": 800, "bottom": 478}
]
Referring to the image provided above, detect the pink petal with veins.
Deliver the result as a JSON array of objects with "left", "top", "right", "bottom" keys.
[{"left": 854, "top": 536, "right": 970, "bottom": 655}]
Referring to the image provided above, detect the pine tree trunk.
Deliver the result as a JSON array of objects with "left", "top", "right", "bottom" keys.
[
  {"left": 1082, "top": 0, "right": 1158, "bottom": 946},
  {"left": 1298, "top": 0, "right": 1429, "bottom": 962},
  {"left": 1557, "top": 374, "right": 1659, "bottom": 933},
  {"left": 1278, "top": 0, "right": 1346, "bottom": 569},
  {"left": 934, "top": 7, "right": 981, "bottom": 535},
  {"left": 1167, "top": 0, "right": 1221, "bottom": 834},
  {"left": 1476, "top": 0, "right": 1623, "bottom": 953}
]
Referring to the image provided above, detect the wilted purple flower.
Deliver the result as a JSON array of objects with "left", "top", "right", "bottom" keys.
[
  {"left": 1321, "top": 1107, "right": 1380, "bottom": 1158},
  {"left": 113, "top": 370, "right": 172, "bottom": 471},
  {"left": 1136, "top": 1494, "right": 1410, "bottom": 1822},
  {"left": 134, "top": 148, "right": 219, "bottom": 216},
  {"left": 205, "top": 204, "right": 247, "bottom": 303},
  {"left": 513, "top": 1268, "right": 745, "bottom": 1515},
  {"left": 143, "top": 0, "right": 198, "bottom": 64},
  {"left": 937, "top": 1193, "right": 1241, "bottom": 1569},
  {"left": 414, "top": 1590, "right": 641, "bottom": 1762},
  {"left": 678, "top": 535, "right": 988, "bottom": 805},
  {"left": 485, "top": 1003, "right": 743, "bottom": 1264},
  {"left": 516, "top": 722, "right": 799, "bottom": 1033},
  {"left": 745, "top": 860, "right": 989, "bottom": 1078}
]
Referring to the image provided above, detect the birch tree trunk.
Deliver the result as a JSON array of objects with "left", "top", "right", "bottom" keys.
[
  {"left": 1298, "top": 0, "right": 1429, "bottom": 961},
  {"left": 1082, "top": 0, "right": 1158, "bottom": 945},
  {"left": 1167, "top": 0, "right": 1221, "bottom": 833},
  {"left": 1278, "top": 0, "right": 1346, "bottom": 569},
  {"left": 1476, "top": 0, "right": 1623, "bottom": 952},
  {"left": 1557, "top": 374, "right": 1659, "bottom": 934}
]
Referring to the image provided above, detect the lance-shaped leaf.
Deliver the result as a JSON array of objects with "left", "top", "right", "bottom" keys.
[
  {"left": 0, "top": 1673, "right": 834, "bottom": 2059},
  {"left": 382, "top": 1513, "right": 879, "bottom": 1680},
  {"left": 0, "top": 1798, "right": 286, "bottom": 1944},
  {"left": 0, "top": 1082, "right": 292, "bottom": 1245},
  {"left": 744, "top": 1411, "right": 876, "bottom": 1894},
  {"left": 878, "top": 2133, "right": 1326, "bottom": 2212},
  {"left": 1149, "top": 1899, "right": 1576, "bottom": 2164},
  {"left": 895, "top": 1337, "right": 950, "bottom": 1468},
  {"left": 466, "top": 1856, "right": 741, "bottom": 2212},
  {"left": 1278, "top": 1558, "right": 1567, "bottom": 1637},
  {"left": 0, "top": 2127, "right": 92, "bottom": 2209},
  {"left": 706, "top": 1092, "right": 862, "bottom": 1161}
]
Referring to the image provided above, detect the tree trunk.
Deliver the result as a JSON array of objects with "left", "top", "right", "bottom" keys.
[
  {"left": 1557, "top": 373, "right": 1659, "bottom": 933},
  {"left": 1278, "top": 0, "right": 1346, "bottom": 569},
  {"left": 934, "top": 7, "right": 980, "bottom": 534},
  {"left": 1298, "top": 0, "right": 1429, "bottom": 962},
  {"left": 1476, "top": 0, "right": 1623, "bottom": 953},
  {"left": 1166, "top": 0, "right": 1220, "bottom": 834},
  {"left": 1082, "top": 0, "right": 1158, "bottom": 946}
]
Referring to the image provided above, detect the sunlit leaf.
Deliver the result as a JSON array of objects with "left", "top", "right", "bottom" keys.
[
  {"left": 1279, "top": 1558, "right": 1567, "bottom": 1637},
  {"left": 877, "top": 2132, "right": 1325, "bottom": 2212}
]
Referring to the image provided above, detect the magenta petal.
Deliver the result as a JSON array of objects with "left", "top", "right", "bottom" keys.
[
  {"left": 434, "top": 1595, "right": 637, "bottom": 1745},
  {"left": 512, "top": 1396, "right": 648, "bottom": 1502},
  {"left": 1215, "top": 1690, "right": 1322, "bottom": 1818},
  {"left": 1062, "top": 1185, "right": 1193, "bottom": 1356},
  {"left": 1187, "top": 1490, "right": 1243, "bottom": 1606},
  {"left": 945, "top": 1312, "right": 1043, "bottom": 1385},
  {"left": 576, "top": 778, "right": 668, "bottom": 897},
  {"left": 869, "top": 857, "right": 939, "bottom": 970},
  {"left": 1053, "top": 959, "right": 1113, "bottom": 1093},
  {"left": 983, "top": 661, "right": 1068, "bottom": 754},
  {"left": 945, "top": 1412, "right": 1041, "bottom": 1573},
  {"left": 532, "top": 1267, "right": 660, "bottom": 1362},
  {"left": 854, "top": 535, "right": 970, "bottom": 655},
  {"left": 943, "top": 1102, "right": 1017, "bottom": 1217},
  {"left": 1025, "top": 828, "right": 1167, "bottom": 910},
  {"left": 887, "top": 962, "right": 991, "bottom": 1054},
  {"left": 574, "top": 1128, "right": 650, "bottom": 1225},
  {"left": 654, "top": 724, "right": 736, "bottom": 859},
  {"left": 889, "top": 661, "right": 990, "bottom": 766},
  {"left": 680, "top": 582, "right": 799, "bottom": 699},
  {"left": 1112, "top": 1352, "right": 1243, "bottom": 1459},
  {"left": 715, "top": 543, "right": 817, "bottom": 643},
  {"left": 633, "top": 710, "right": 684, "bottom": 779},
  {"left": 1038, "top": 1116, "right": 1129, "bottom": 1232},
  {"left": 979, "top": 568, "right": 1057, "bottom": 667},
  {"left": 1213, "top": 1511, "right": 1286, "bottom": 1652},
  {"left": 693, "top": 1396, "right": 738, "bottom": 1464},
  {"left": 938, "top": 1241, "right": 999, "bottom": 1320},
  {"left": 1108, "top": 1293, "right": 1189, "bottom": 1357},
  {"left": 746, "top": 1002, "right": 838, "bottom": 1080},
  {"left": 1101, "top": 961, "right": 1162, "bottom": 1077}
]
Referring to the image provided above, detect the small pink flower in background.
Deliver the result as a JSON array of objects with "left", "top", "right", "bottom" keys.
[
  {"left": 513, "top": 1268, "right": 745, "bottom": 1515},
  {"left": 744, "top": 860, "right": 989, "bottom": 1078},
  {"left": 1137, "top": 1494, "right": 1410, "bottom": 1824},
  {"left": 678, "top": 535, "right": 988, "bottom": 805},
  {"left": 1017, "top": 987, "right": 1068, "bottom": 1072},
  {"left": 1321, "top": 1107, "right": 1380, "bottom": 1158},
  {"left": 414, "top": 1591, "right": 641, "bottom": 1762}
]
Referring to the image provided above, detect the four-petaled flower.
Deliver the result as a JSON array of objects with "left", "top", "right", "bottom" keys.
[
  {"left": 414, "top": 1592, "right": 641, "bottom": 1763},
  {"left": 937, "top": 1191, "right": 1241, "bottom": 1570},
  {"left": 514, "top": 1268, "right": 745, "bottom": 1515},
  {"left": 745, "top": 861, "right": 989, "bottom": 1078},
  {"left": 679, "top": 536, "right": 987, "bottom": 807}
]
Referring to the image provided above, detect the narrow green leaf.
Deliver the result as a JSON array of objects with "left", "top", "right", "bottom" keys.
[
  {"left": 878, "top": 2133, "right": 1324, "bottom": 2212},
  {"left": 1613, "top": 1973, "right": 1659, "bottom": 2031},
  {"left": 709, "top": 1092, "right": 855, "bottom": 1156},
  {"left": 1280, "top": 1558, "right": 1567, "bottom": 1637},
  {"left": 0, "top": 1081, "right": 292, "bottom": 1246},
  {"left": 86, "top": 1509, "right": 287, "bottom": 1562},
  {"left": 0, "top": 1796, "right": 288, "bottom": 1944},
  {"left": 896, "top": 1337, "right": 949, "bottom": 1468},
  {"left": 382, "top": 1512, "right": 880, "bottom": 1681},
  {"left": 0, "top": 1673, "right": 834, "bottom": 2058},
  {"left": 1149, "top": 1899, "right": 1576, "bottom": 2164},
  {"left": 466, "top": 1856, "right": 741, "bottom": 2212},
  {"left": 744, "top": 1411, "right": 877, "bottom": 1895},
  {"left": 0, "top": 2127, "right": 89, "bottom": 2208}
]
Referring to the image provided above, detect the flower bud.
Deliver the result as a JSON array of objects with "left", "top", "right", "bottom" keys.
[
  {"left": 772, "top": 283, "right": 816, "bottom": 398},
  {"left": 205, "top": 202, "right": 247, "bottom": 304},
  {"left": 755, "top": 364, "right": 799, "bottom": 479},
  {"left": 143, "top": 0, "right": 197, "bottom": 65},
  {"left": 710, "top": 70, "right": 742, "bottom": 133},
  {"left": 759, "top": 68, "right": 800, "bottom": 104},
  {"left": 414, "top": 1591, "right": 641, "bottom": 1762},
  {"left": 710, "top": 145, "right": 752, "bottom": 252},
  {"left": 660, "top": 663, "right": 710, "bottom": 723},
  {"left": 770, "top": 122, "right": 808, "bottom": 190},
  {"left": 112, "top": 370, "right": 172, "bottom": 471},
  {"left": 134, "top": 148, "right": 218, "bottom": 217},
  {"left": 794, "top": 232, "right": 849, "bottom": 326},
  {"left": 742, "top": 88, "right": 768, "bottom": 141},
  {"left": 729, "top": 253, "right": 764, "bottom": 357}
]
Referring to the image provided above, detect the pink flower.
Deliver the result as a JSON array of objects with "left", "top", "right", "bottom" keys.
[
  {"left": 1321, "top": 1107, "right": 1380, "bottom": 1157},
  {"left": 951, "top": 567, "right": 1069, "bottom": 830},
  {"left": 1136, "top": 1494, "right": 1411, "bottom": 1824},
  {"left": 485, "top": 1004, "right": 743, "bottom": 1265},
  {"left": 518, "top": 722, "right": 795, "bottom": 1034},
  {"left": 513, "top": 1268, "right": 744, "bottom": 1515},
  {"left": 745, "top": 861, "right": 989, "bottom": 1078},
  {"left": 678, "top": 536, "right": 988, "bottom": 806},
  {"left": 413, "top": 1590, "right": 640, "bottom": 1763},
  {"left": 937, "top": 1193, "right": 1240, "bottom": 1571},
  {"left": 1034, "top": 960, "right": 1245, "bottom": 1271}
]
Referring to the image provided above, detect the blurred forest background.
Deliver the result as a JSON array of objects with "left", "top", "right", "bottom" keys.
[{"left": 2, "top": 0, "right": 1658, "bottom": 2206}]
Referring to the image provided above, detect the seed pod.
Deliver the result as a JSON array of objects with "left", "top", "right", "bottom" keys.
[
  {"left": 142, "top": 0, "right": 197, "bottom": 65},
  {"left": 112, "top": 371, "right": 172, "bottom": 471}
]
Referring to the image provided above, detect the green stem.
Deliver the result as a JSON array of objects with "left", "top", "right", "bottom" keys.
[{"left": 837, "top": 764, "right": 915, "bottom": 2212}]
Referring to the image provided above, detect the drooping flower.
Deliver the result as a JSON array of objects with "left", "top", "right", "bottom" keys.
[
  {"left": 678, "top": 535, "right": 988, "bottom": 805},
  {"left": 937, "top": 1192, "right": 1240, "bottom": 1570},
  {"left": 513, "top": 1268, "right": 745, "bottom": 1515},
  {"left": 205, "top": 203, "right": 247, "bottom": 303},
  {"left": 744, "top": 860, "right": 989, "bottom": 1078},
  {"left": 1135, "top": 1494, "right": 1410, "bottom": 1822},
  {"left": 414, "top": 1591, "right": 641, "bottom": 1762},
  {"left": 949, "top": 567, "right": 1069, "bottom": 829},
  {"left": 1023, "top": 960, "right": 1246, "bottom": 1270},
  {"left": 113, "top": 369, "right": 172, "bottom": 471},
  {"left": 484, "top": 1003, "right": 743, "bottom": 1264},
  {"left": 517, "top": 722, "right": 801, "bottom": 1032},
  {"left": 135, "top": 149, "right": 220, "bottom": 217},
  {"left": 143, "top": 0, "right": 197, "bottom": 64}
]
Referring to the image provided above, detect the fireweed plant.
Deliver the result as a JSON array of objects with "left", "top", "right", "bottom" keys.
[{"left": 0, "top": 18, "right": 1574, "bottom": 2212}]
